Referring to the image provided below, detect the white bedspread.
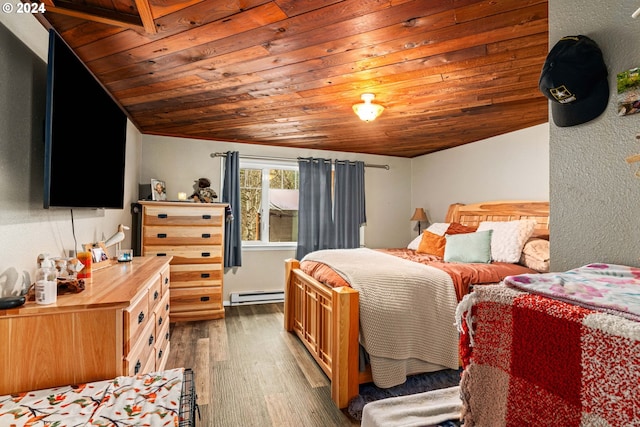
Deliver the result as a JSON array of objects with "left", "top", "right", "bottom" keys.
[{"left": 303, "top": 248, "right": 459, "bottom": 387}]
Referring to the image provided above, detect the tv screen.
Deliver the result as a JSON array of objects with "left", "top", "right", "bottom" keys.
[{"left": 44, "top": 29, "right": 127, "bottom": 209}]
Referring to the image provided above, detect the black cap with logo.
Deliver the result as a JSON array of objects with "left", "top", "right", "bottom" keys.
[{"left": 538, "top": 35, "right": 609, "bottom": 127}]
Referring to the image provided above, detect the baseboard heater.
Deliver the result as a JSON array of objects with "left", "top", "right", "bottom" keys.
[{"left": 229, "top": 290, "right": 285, "bottom": 305}]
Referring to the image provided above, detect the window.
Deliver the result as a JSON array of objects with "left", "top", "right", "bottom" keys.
[{"left": 240, "top": 160, "right": 299, "bottom": 246}]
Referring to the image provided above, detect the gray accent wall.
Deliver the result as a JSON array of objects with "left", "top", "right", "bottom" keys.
[{"left": 549, "top": 0, "right": 640, "bottom": 270}]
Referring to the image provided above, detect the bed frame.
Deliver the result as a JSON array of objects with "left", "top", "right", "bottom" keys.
[{"left": 284, "top": 200, "right": 550, "bottom": 408}]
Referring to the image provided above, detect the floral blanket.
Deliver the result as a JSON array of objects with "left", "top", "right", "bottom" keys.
[
  {"left": 0, "top": 368, "right": 184, "bottom": 427},
  {"left": 456, "top": 283, "right": 640, "bottom": 426},
  {"left": 504, "top": 263, "right": 640, "bottom": 322}
]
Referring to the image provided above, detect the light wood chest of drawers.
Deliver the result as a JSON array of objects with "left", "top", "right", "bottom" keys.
[
  {"left": 0, "top": 256, "right": 171, "bottom": 395},
  {"left": 139, "top": 201, "right": 227, "bottom": 321}
]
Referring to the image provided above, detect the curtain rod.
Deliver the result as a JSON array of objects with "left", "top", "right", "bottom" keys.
[{"left": 210, "top": 152, "right": 390, "bottom": 170}]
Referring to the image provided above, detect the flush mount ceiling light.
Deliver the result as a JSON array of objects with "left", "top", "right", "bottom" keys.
[{"left": 352, "top": 93, "right": 384, "bottom": 122}]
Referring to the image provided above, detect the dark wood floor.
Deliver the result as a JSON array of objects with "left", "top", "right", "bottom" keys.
[{"left": 165, "top": 302, "right": 360, "bottom": 427}]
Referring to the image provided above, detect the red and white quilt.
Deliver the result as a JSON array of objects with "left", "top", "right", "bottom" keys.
[{"left": 456, "top": 281, "right": 640, "bottom": 426}]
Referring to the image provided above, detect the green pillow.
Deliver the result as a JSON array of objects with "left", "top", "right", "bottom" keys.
[{"left": 444, "top": 230, "right": 493, "bottom": 263}]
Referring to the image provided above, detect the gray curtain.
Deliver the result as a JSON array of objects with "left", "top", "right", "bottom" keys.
[
  {"left": 296, "top": 157, "right": 334, "bottom": 260},
  {"left": 222, "top": 151, "right": 242, "bottom": 267},
  {"left": 333, "top": 160, "right": 366, "bottom": 248}
]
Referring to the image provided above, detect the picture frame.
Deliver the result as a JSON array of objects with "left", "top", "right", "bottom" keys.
[
  {"left": 617, "top": 67, "right": 640, "bottom": 116},
  {"left": 82, "top": 241, "right": 111, "bottom": 270},
  {"left": 151, "top": 178, "right": 167, "bottom": 201}
]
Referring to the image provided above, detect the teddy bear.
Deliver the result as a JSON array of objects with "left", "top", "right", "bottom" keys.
[{"left": 190, "top": 177, "right": 218, "bottom": 203}]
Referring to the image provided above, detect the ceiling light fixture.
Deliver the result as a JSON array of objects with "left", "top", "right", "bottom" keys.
[{"left": 352, "top": 93, "right": 384, "bottom": 122}]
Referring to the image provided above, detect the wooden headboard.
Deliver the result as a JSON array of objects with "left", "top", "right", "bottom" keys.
[{"left": 444, "top": 200, "right": 550, "bottom": 239}]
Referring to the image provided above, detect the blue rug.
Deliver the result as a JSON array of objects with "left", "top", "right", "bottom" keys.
[{"left": 346, "top": 368, "right": 462, "bottom": 422}]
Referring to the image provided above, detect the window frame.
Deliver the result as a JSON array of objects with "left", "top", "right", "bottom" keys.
[{"left": 239, "top": 158, "right": 299, "bottom": 249}]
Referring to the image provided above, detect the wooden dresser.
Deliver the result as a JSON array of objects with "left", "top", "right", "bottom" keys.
[
  {"left": 138, "top": 201, "right": 227, "bottom": 321},
  {"left": 0, "top": 256, "right": 171, "bottom": 395}
]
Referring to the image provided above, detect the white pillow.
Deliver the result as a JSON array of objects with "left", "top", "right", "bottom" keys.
[
  {"left": 476, "top": 220, "right": 536, "bottom": 263},
  {"left": 407, "top": 223, "right": 450, "bottom": 250}
]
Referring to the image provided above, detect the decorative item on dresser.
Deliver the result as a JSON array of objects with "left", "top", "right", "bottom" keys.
[
  {"left": 138, "top": 201, "right": 228, "bottom": 321},
  {"left": 0, "top": 256, "right": 171, "bottom": 395}
]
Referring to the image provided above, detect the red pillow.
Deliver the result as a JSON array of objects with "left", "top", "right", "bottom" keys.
[
  {"left": 446, "top": 222, "right": 477, "bottom": 235},
  {"left": 416, "top": 231, "right": 446, "bottom": 257}
]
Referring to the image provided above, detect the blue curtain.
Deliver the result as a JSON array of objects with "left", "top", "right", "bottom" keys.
[
  {"left": 296, "top": 157, "right": 334, "bottom": 260},
  {"left": 333, "top": 160, "right": 366, "bottom": 248},
  {"left": 222, "top": 151, "right": 242, "bottom": 267}
]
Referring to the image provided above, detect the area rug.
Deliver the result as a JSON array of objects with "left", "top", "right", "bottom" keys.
[
  {"left": 347, "top": 368, "right": 462, "bottom": 421},
  {"left": 361, "top": 386, "right": 462, "bottom": 427}
]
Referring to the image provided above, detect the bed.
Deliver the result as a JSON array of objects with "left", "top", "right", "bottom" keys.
[
  {"left": 284, "top": 200, "right": 550, "bottom": 408},
  {"left": 456, "top": 264, "right": 640, "bottom": 426},
  {"left": 0, "top": 368, "right": 197, "bottom": 427}
]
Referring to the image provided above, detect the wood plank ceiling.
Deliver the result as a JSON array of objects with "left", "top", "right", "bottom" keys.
[{"left": 35, "top": 0, "right": 549, "bottom": 158}]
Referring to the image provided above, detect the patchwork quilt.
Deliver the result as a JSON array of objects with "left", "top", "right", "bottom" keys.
[
  {"left": 0, "top": 368, "right": 184, "bottom": 427},
  {"left": 456, "top": 272, "right": 640, "bottom": 426}
]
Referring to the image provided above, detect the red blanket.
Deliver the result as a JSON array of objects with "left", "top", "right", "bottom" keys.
[{"left": 457, "top": 284, "right": 640, "bottom": 426}]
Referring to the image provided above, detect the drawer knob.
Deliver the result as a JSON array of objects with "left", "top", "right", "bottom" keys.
[
  {"left": 201, "top": 296, "right": 210, "bottom": 302},
  {"left": 138, "top": 312, "right": 145, "bottom": 324},
  {"left": 134, "top": 360, "right": 141, "bottom": 374},
  {"left": 165, "top": 331, "right": 170, "bottom": 340},
  {"left": 158, "top": 349, "right": 163, "bottom": 359},
  {"left": 158, "top": 213, "right": 168, "bottom": 219},
  {"left": 201, "top": 273, "right": 210, "bottom": 278},
  {"left": 165, "top": 303, "right": 170, "bottom": 311},
  {"left": 202, "top": 214, "right": 211, "bottom": 219},
  {"left": 158, "top": 316, "right": 163, "bottom": 326},
  {"left": 154, "top": 290, "right": 159, "bottom": 300},
  {"left": 157, "top": 233, "right": 167, "bottom": 238},
  {"left": 201, "top": 252, "right": 210, "bottom": 257},
  {"left": 156, "top": 253, "right": 167, "bottom": 257},
  {"left": 202, "top": 233, "right": 211, "bottom": 238},
  {"left": 164, "top": 277, "right": 169, "bottom": 285},
  {"left": 149, "top": 334, "right": 154, "bottom": 346}
]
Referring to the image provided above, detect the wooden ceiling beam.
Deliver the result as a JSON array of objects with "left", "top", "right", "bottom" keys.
[{"left": 43, "top": 0, "right": 156, "bottom": 34}]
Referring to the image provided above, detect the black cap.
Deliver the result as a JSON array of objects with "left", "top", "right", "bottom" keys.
[{"left": 538, "top": 35, "right": 609, "bottom": 127}]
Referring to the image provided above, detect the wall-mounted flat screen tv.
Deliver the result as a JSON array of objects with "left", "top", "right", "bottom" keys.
[{"left": 44, "top": 29, "right": 127, "bottom": 209}]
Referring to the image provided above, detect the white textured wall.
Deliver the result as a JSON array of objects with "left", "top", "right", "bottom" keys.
[
  {"left": 549, "top": 0, "right": 640, "bottom": 269},
  {"left": 411, "top": 124, "right": 550, "bottom": 224}
]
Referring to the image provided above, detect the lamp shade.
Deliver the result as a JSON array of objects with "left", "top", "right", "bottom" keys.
[
  {"left": 410, "top": 208, "right": 428, "bottom": 222},
  {"left": 353, "top": 93, "right": 384, "bottom": 122}
]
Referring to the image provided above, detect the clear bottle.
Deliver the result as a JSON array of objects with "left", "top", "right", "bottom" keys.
[{"left": 35, "top": 258, "right": 57, "bottom": 305}]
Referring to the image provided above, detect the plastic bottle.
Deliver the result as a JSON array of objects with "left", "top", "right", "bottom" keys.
[{"left": 35, "top": 258, "right": 57, "bottom": 305}]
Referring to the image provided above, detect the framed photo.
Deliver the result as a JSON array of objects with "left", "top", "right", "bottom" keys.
[
  {"left": 617, "top": 67, "right": 640, "bottom": 116},
  {"left": 151, "top": 178, "right": 167, "bottom": 201}
]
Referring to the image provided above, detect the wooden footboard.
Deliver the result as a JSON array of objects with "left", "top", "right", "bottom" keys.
[{"left": 284, "top": 259, "right": 359, "bottom": 408}]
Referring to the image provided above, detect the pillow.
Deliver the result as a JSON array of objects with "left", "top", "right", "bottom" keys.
[
  {"left": 407, "top": 233, "right": 424, "bottom": 250},
  {"left": 443, "top": 230, "right": 493, "bottom": 263},
  {"left": 407, "top": 222, "right": 449, "bottom": 250},
  {"left": 446, "top": 222, "right": 477, "bottom": 235},
  {"left": 520, "top": 238, "right": 550, "bottom": 272},
  {"left": 416, "top": 231, "right": 446, "bottom": 257},
  {"left": 476, "top": 220, "right": 537, "bottom": 263}
]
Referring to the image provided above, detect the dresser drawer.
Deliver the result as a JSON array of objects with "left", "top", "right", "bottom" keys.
[
  {"left": 143, "top": 225, "right": 223, "bottom": 246},
  {"left": 143, "top": 205, "right": 224, "bottom": 227},
  {"left": 123, "top": 292, "right": 150, "bottom": 354},
  {"left": 156, "top": 291, "right": 170, "bottom": 332},
  {"left": 124, "top": 314, "right": 156, "bottom": 376},
  {"left": 147, "top": 274, "right": 163, "bottom": 312},
  {"left": 160, "top": 265, "right": 170, "bottom": 294},
  {"left": 170, "top": 263, "right": 222, "bottom": 288},
  {"left": 170, "top": 286, "right": 222, "bottom": 313},
  {"left": 155, "top": 318, "right": 171, "bottom": 371},
  {"left": 145, "top": 245, "right": 222, "bottom": 265}
]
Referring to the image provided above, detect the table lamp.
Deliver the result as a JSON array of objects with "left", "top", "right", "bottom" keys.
[{"left": 410, "top": 208, "right": 428, "bottom": 235}]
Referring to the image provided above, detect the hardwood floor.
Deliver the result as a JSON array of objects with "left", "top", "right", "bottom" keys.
[{"left": 165, "top": 302, "right": 360, "bottom": 427}]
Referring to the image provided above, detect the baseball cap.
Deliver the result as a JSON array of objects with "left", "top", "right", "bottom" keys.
[{"left": 538, "top": 35, "right": 609, "bottom": 127}]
